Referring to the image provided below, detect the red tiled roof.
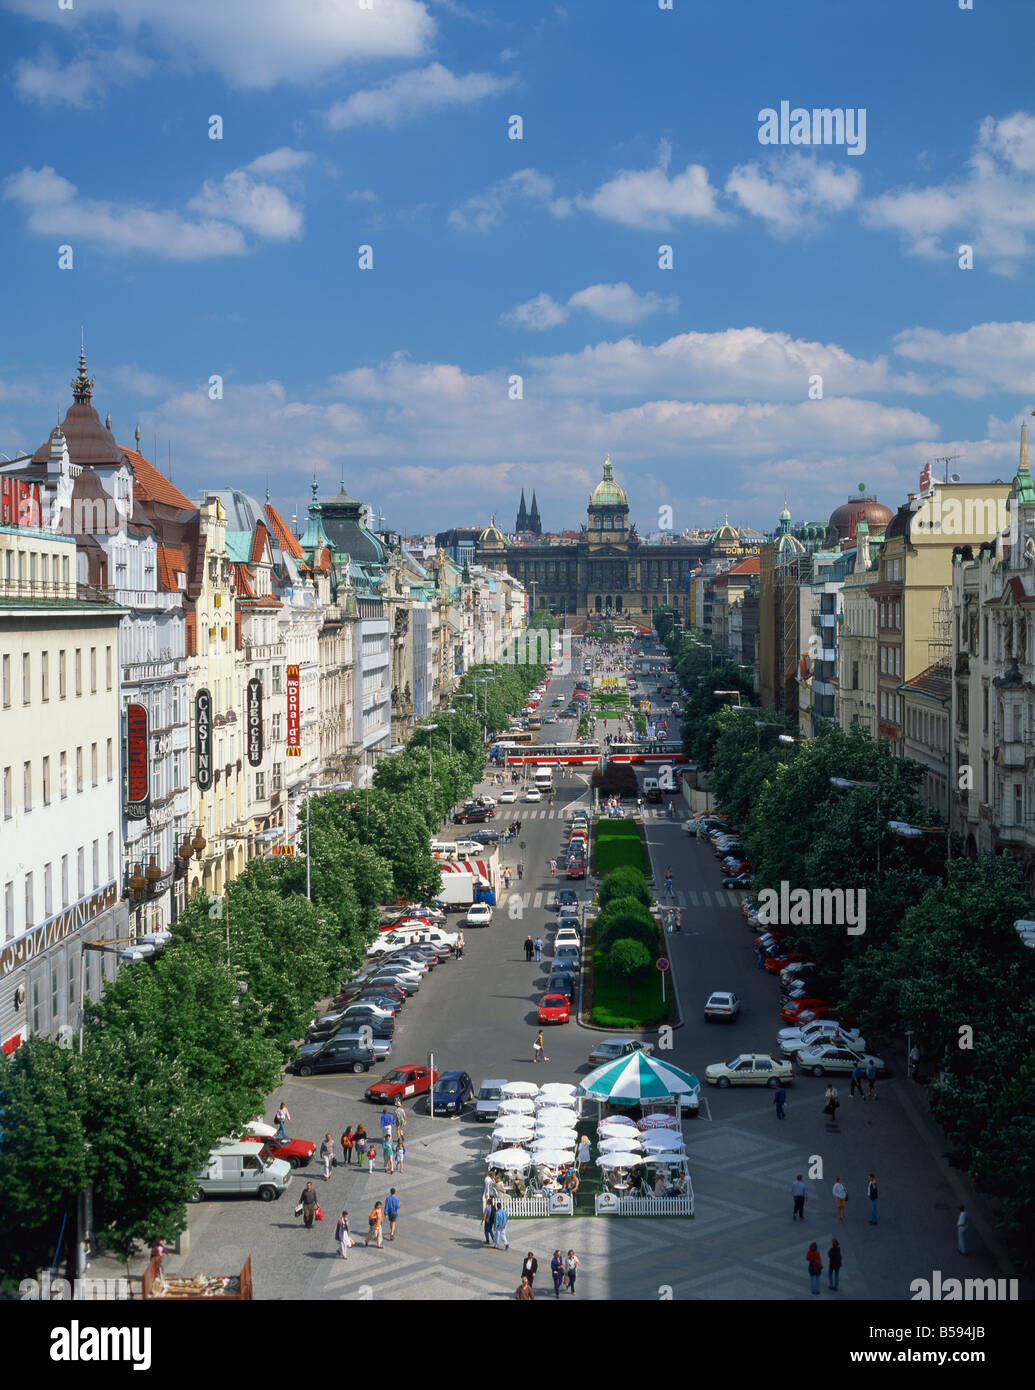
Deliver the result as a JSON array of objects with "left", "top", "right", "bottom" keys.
[
  {"left": 121, "top": 446, "right": 194, "bottom": 510},
  {"left": 901, "top": 658, "right": 952, "bottom": 701},
  {"left": 728, "top": 556, "right": 761, "bottom": 575},
  {"left": 233, "top": 563, "right": 257, "bottom": 599},
  {"left": 264, "top": 503, "right": 304, "bottom": 559},
  {"left": 157, "top": 544, "right": 187, "bottom": 594},
  {"left": 250, "top": 523, "right": 269, "bottom": 566}
]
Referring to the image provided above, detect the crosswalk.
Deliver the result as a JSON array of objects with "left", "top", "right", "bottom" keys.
[{"left": 499, "top": 887, "right": 745, "bottom": 911}]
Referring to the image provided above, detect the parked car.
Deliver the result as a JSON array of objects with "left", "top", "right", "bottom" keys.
[
  {"left": 704, "top": 990, "right": 741, "bottom": 1022},
  {"left": 538, "top": 993, "right": 571, "bottom": 1024},
  {"left": 191, "top": 1141, "right": 292, "bottom": 1203},
  {"left": 705, "top": 1053, "right": 793, "bottom": 1088},
  {"left": 241, "top": 1134, "right": 316, "bottom": 1170},
  {"left": 553, "top": 943, "right": 580, "bottom": 967},
  {"left": 780, "top": 998, "right": 835, "bottom": 1025},
  {"left": 365, "top": 1064, "right": 436, "bottom": 1103},
  {"left": 545, "top": 974, "right": 576, "bottom": 1002},
  {"left": 430, "top": 1070, "right": 474, "bottom": 1116},
  {"left": 467, "top": 829, "right": 501, "bottom": 845},
  {"left": 763, "top": 952, "right": 808, "bottom": 976},
  {"left": 524, "top": 788, "right": 542, "bottom": 803},
  {"left": 587, "top": 1039, "right": 654, "bottom": 1066},
  {"left": 318, "top": 1030, "right": 393, "bottom": 1060},
  {"left": 289, "top": 1039, "right": 376, "bottom": 1077},
  {"left": 367, "top": 925, "right": 457, "bottom": 955},
  {"left": 566, "top": 860, "right": 586, "bottom": 880},
  {"left": 777, "top": 1020, "right": 866, "bottom": 1055},
  {"left": 466, "top": 902, "right": 493, "bottom": 927},
  {"left": 476, "top": 1079, "right": 509, "bottom": 1123},
  {"left": 796, "top": 1044, "right": 887, "bottom": 1077},
  {"left": 556, "top": 889, "right": 579, "bottom": 910},
  {"left": 723, "top": 873, "right": 755, "bottom": 889},
  {"left": 555, "top": 927, "right": 581, "bottom": 949},
  {"left": 499, "top": 789, "right": 517, "bottom": 803}
]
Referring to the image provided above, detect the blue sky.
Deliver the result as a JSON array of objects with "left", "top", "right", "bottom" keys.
[{"left": 1, "top": 0, "right": 1033, "bottom": 537}]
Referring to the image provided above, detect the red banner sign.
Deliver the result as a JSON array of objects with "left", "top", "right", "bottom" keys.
[
  {"left": 125, "top": 703, "right": 149, "bottom": 816},
  {"left": 286, "top": 664, "right": 301, "bottom": 757}
]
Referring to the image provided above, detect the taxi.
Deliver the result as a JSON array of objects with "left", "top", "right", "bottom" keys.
[{"left": 365, "top": 1063, "right": 436, "bottom": 1103}]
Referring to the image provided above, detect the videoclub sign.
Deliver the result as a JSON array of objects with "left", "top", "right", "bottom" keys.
[{"left": 246, "top": 677, "right": 264, "bottom": 767}]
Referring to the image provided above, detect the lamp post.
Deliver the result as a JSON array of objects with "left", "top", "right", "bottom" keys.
[
  {"left": 829, "top": 776, "right": 882, "bottom": 876},
  {"left": 888, "top": 819, "right": 952, "bottom": 865},
  {"left": 420, "top": 723, "right": 439, "bottom": 785},
  {"left": 713, "top": 688, "right": 745, "bottom": 709},
  {"left": 302, "top": 778, "right": 342, "bottom": 901}
]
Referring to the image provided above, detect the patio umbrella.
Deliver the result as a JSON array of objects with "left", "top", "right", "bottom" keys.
[
  {"left": 598, "top": 1135, "right": 643, "bottom": 1153},
  {"left": 499, "top": 1098, "right": 535, "bottom": 1115},
  {"left": 502, "top": 1081, "right": 539, "bottom": 1098},
  {"left": 637, "top": 1113, "right": 680, "bottom": 1131},
  {"left": 531, "top": 1151, "right": 573, "bottom": 1168},
  {"left": 597, "top": 1153, "right": 644, "bottom": 1169},
  {"left": 535, "top": 1097, "right": 577, "bottom": 1110},
  {"left": 579, "top": 1053, "right": 701, "bottom": 1104},
  {"left": 486, "top": 1148, "right": 530, "bottom": 1168},
  {"left": 538, "top": 1083, "right": 577, "bottom": 1099},
  {"left": 640, "top": 1131, "right": 685, "bottom": 1152},
  {"left": 535, "top": 1113, "right": 577, "bottom": 1130},
  {"left": 493, "top": 1119, "right": 534, "bottom": 1139},
  {"left": 597, "top": 1115, "right": 638, "bottom": 1131},
  {"left": 245, "top": 1121, "right": 278, "bottom": 1138}
]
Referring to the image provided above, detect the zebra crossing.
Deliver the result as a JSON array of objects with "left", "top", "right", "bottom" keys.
[{"left": 499, "top": 887, "right": 745, "bottom": 911}]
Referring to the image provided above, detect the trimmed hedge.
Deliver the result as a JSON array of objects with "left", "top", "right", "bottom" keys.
[{"left": 594, "top": 820, "right": 648, "bottom": 877}]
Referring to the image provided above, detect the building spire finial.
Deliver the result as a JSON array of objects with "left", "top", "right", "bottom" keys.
[{"left": 71, "top": 329, "right": 94, "bottom": 403}]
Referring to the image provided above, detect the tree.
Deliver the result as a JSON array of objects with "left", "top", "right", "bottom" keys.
[
  {"left": 597, "top": 897, "right": 656, "bottom": 954},
  {"left": 680, "top": 666, "right": 756, "bottom": 765},
  {"left": 709, "top": 704, "right": 792, "bottom": 827},
  {"left": 607, "top": 938, "right": 652, "bottom": 1004},
  {"left": 598, "top": 866, "right": 651, "bottom": 910}
]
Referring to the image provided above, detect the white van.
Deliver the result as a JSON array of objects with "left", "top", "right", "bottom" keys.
[
  {"left": 534, "top": 767, "right": 554, "bottom": 795},
  {"left": 642, "top": 777, "right": 659, "bottom": 795},
  {"left": 192, "top": 1141, "right": 292, "bottom": 1203}
]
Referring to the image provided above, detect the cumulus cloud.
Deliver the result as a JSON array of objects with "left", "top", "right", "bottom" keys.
[
  {"left": 503, "top": 283, "right": 679, "bottom": 330},
  {"left": 326, "top": 63, "right": 514, "bottom": 130},
  {"left": 862, "top": 112, "right": 1035, "bottom": 274},
  {"left": 575, "top": 140, "right": 728, "bottom": 230},
  {"left": 448, "top": 169, "right": 571, "bottom": 232},
  {"left": 3, "top": 151, "right": 312, "bottom": 258},
  {"left": 13, "top": 44, "right": 154, "bottom": 107},
  {"left": 892, "top": 321, "right": 1035, "bottom": 398},
  {"left": 726, "top": 153, "right": 861, "bottom": 234},
  {"left": 3, "top": 0, "right": 435, "bottom": 89}
]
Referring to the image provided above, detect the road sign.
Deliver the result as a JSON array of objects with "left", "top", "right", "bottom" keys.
[{"left": 656, "top": 957, "right": 669, "bottom": 971}]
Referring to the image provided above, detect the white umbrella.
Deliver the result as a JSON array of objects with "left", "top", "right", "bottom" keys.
[
  {"left": 597, "top": 1153, "right": 645, "bottom": 1169},
  {"left": 536, "top": 1116, "right": 577, "bottom": 1133},
  {"left": 640, "top": 1130, "right": 685, "bottom": 1153},
  {"left": 598, "top": 1135, "right": 643, "bottom": 1153},
  {"left": 499, "top": 1098, "right": 535, "bottom": 1115},
  {"left": 485, "top": 1148, "right": 530, "bottom": 1168},
  {"left": 493, "top": 1120, "right": 534, "bottom": 1139},
  {"left": 538, "top": 1083, "right": 577, "bottom": 1099},
  {"left": 245, "top": 1120, "right": 278, "bottom": 1138},
  {"left": 597, "top": 1115, "right": 637, "bottom": 1130},
  {"left": 531, "top": 1151, "right": 573, "bottom": 1168},
  {"left": 502, "top": 1081, "right": 539, "bottom": 1098},
  {"left": 535, "top": 1096, "right": 577, "bottom": 1110}
]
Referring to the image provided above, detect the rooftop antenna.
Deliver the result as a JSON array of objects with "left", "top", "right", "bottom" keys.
[{"left": 927, "top": 453, "right": 963, "bottom": 484}]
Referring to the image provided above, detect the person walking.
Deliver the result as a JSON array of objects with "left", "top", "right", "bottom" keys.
[
  {"left": 515, "top": 1276, "right": 535, "bottom": 1300},
  {"left": 756, "top": 945, "right": 766, "bottom": 969},
  {"left": 517, "top": 861, "right": 524, "bottom": 880},
  {"left": 365, "top": 1200, "right": 384, "bottom": 1248},
  {"left": 823, "top": 1084, "right": 840, "bottom": 1123},
  {"left": 957, "top": 1205, "right": 968, "bottom": 1255},
  {"left": 565, "top": 1249, "right": 580, "bottom": 1295},
  {"left": 866, "top": 1061, "right": 878, "bottom": 1099},
  {"left": 367, "top": 1139, "right": 377, "bottom": 1174},
  {"left": 806, "top": 1243, "right": 822, "bottom": 1295},
  {"left": 534, "top": 936, "right": 544, "bottom": 963},
  {"left": 832, "top": 1177, "right": 848, "bottom": 1222},
  {"left": 849, "top": 1063, "right": 864, "bottom": 1098},
  {"left": 532, "top": 1029, "right": 549, "bottom": 1064},
  {"left": 384, "top": 1188, "right": 400, "bottom": 1240},
  {"left": 773, "top": 1085, "right": 787, "bottom": 1120},
  {"left": 867, "top": 1173, "right": 879, "bottom": 1225},
  {"left": 908, "top": 1043, "right": 922, "bottom": 1080},
  {"left": 791, "top": 1175, "right": 807, "bottom": 1221},
  {"left": 320, "top": 1133, "right": 334, "bottom": 1181},
  {"left": 275, "top": 1102, "right": 290, "bottom": 1141},
  {"left": 382, "top": 1134, "right": 394, "bottom": 1174},
  {"left": 549, "top": 858, "right": 556, "bottom": 877},
  {"left": 395, "top": 1136, "right": 405, "bottom": 1172},
  {"left": 341, "top": 1126, "right": 354, "bottom": 1165},
  {"left": 394, "top": 1097, "right": 406, "bottom": 1141},
  {"left": 493, "top": 1202, "right": 510, "bottom": 1250},
  {"left": 335, "top": 1210, "right": 351, "bottom": 1260},
  {"left": 522, "top": 1252, "right": 539, "bottom": 1288},
  {"left": 577, "top": 1135, "right": 591, "bottom": 1174},
  {"left": 300, "top": 1181, "right": 318, "bottom": 1230},
  {"left": 827, "top": 1238, "right": 842, "bottom": 1291},
  {"left": 675, "top": 909, "right": 682, "bottom": 933},
  {"left": 355, "top": 1126, "right": 367, "bottom": 1170},
  {"left": 524, "top": 935, "right": 534, "bottom": 962},
  {"left": 456, "top": 928, "right": 465, "bottom": 959},
  {"left": 550, "top": 1250, "right": 565, "bottom": 1297},
  {"left": 483, "top": 1199, "right": 496, "bottom": 1246}
]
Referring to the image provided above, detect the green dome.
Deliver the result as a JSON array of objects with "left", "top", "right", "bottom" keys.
[{"left": 590, "top": 456, "right": 628, "bottom": 508}]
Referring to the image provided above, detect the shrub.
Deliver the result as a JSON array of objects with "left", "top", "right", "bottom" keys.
[
  {"left": 597, "top": 903, "right": 656, "bottom": 955},
  {"left": 599, "top": 866, "right": 651, "bottom": 910}
]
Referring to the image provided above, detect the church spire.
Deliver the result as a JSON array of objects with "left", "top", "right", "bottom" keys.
[
  {"left": 1012, "top": 417, "right": 1035, "bottom": 508},
  {"left": 529, "top": 488, "right": 541, "bottom": 535},
  {"left": 516, "top": 487, "right": 529, "bottom": 532},
  {"left": 71, "top": 330, "right": 94, "bottom": 404}
]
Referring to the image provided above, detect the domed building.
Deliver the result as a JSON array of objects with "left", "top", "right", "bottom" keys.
[
  {"left": 824, "top": 493, "right": 893, "bottom": 547},
  {"left": 477, "top": 456, "right": 760, "bottom": 626}
]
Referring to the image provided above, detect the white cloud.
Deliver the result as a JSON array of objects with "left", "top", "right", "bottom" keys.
[
  {"left": 862, "top": 112, "right": 1035, "bottom": 274},
  {"left": 325, "top": 62, "right": 514, "bottom": 130},
  {"left": 726, "top": 153, "right": 861, "bottom": 235},
  {"left": 893, "top": 321, "right": 1035, "bottom": 398},
  {"left": 3, "top": 151, "right": 311, "bottom": 258},
  {"left": 448, "top": 168, "right": 570, "bottom": 232},
  {"left": 576, "top": 141, "right": 727, "bottom": 230},
  {"left": 503, "top": 282, "right": 679, "bottom": 330},
  {"left": 2, "top": 0, "right": 435, "bottom": 89},
  {"left": 13, "top": 44, "right": 154, "bottom": 107}
]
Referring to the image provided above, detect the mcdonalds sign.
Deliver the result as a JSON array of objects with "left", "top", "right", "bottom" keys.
[{"left": 286, "top": 664, "right": 301, "bottom": 757}]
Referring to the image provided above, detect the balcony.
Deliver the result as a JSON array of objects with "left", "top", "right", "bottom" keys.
[
  {"left": 812, "top": 611, "right": 837, "bottom": 629},
  {"left": 122, "top": 655, "right": 188, "bottom": 683}
]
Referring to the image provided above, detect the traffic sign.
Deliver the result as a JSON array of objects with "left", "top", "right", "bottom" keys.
[{"left": 656, "top": 957, "right": 669, "bottom": 972}]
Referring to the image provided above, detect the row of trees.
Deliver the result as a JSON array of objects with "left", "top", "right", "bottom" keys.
[
  {"left": 0, "top": 653, "right": 545, "bottom": 1286},
  {"left": 652, "top": 607, "right": 755, "bottom": 764}
]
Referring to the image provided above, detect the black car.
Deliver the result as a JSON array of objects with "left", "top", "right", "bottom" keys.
[
  {"left": 453, "top": 806, "right": 492, "bottom": 824},
  {"left": 545, "top": 974, "right": 576, "bottom": 1002},
  {"left": 556, "top": 889, "right": 578, "bottom": 910},
  {"left": 289, "top": 1039, "right": 376, "bottom": 1077},
  {"left": 644, "top": 787, "right": 663, "bottom": 804},
  {"left": 467, "top": 829, "right": 501, "bottom": 845},
  {"left": 723, "top": 873, "right": 754, "bottom": 889}
]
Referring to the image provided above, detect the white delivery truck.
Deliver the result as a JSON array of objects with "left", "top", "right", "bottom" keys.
[{"left": 435, "top": 862, "right": 498, "bottom": 909}]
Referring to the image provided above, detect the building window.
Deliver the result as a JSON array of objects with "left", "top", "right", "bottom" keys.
[
  {"left": 23, "top": 760, "right": 31, "bottom": 812},
  {"left": 1015, "top": 783, "right": 1024, "bottom": 827},
  {"left": 107, "top": 738, "right": 113, "bottom": 781},
  {"left": 41, "top": 651, "right": 49, "bottom": 701},
  {"left": 106, "top": 645, "right": 112, "bottom": 691},
  {"left": 24, "top": 872, "right": 33, "bottom": 928},
  {"left": 272, "top": 712, "right": 282, "bottom": 741},
  {"left": 22, "top": 653, "right": 30, "bottom": 704},
  {"left": 3, "top": 881, "right": 13, "bottom": 941},
  {"left": 59, "top": 750, "right": 68, "bottom": 799},
  {"left": 1, "top": 653, "right": 8, "bottom": 707},
  {"left": 42, "top": 755, "right": 50, "bottom": 805},
  {"left": 51, "top": 963, "right": 60, "bottom": 1019},
  {"left": 2, "top": 766, "right": 10, "bottom": 819},
  {"left": 90, "top": 647, "right": 97, "bottom": 693},
  {"left": 61, "top": 855, "right": 69, "bottom": 908},
  {"left": 59, "top": 649, "right": 66, "bottom": 699},
  {"left": 75, "top": 649, "right": 82, "bottom": 696},
  {"left": 92, "top": 840, "right": 99, "bottom": 891},
  {"left": 67, "top": 951, "right": 77, "bottom": 1011},
  {"left": 43, "top": 863, "right": 53, "bottom": 917},
  {"left": 255, "top": 771, "right": 266, "bottom": 800},
  {"left": 91, "top": 743, "right": 98, "bottom": 787},
  {"left": 107, "top": 832, "right": 114, "bottom": 881},
  {"left": 77, "top": 847, "right": 85, "bottom": 898},
  {"left": 272, "top": 763, "right": 283, "bottom": 793}
]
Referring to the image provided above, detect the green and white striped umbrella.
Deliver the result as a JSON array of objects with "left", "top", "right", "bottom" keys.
[{"left": 578, "top": 1052, "right": 700, "bottom": 1102}]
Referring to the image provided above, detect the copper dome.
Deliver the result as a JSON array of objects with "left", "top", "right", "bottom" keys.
[{"left": 825, "top": 495, "right": 893, "bottom": 544}]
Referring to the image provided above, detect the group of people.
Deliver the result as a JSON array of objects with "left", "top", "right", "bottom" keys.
[
  {"left": 523, "top": 934, "right": 545, "bottom": 962},
  {"left": 602, "top": 794, "right": 625, "bottom": 818},
  {"left": 790, "top": 1172, "right": 879, "bottom": 1226},
  {"left": 514, "top": 1250, "right": 581, "bottom": 1299}
]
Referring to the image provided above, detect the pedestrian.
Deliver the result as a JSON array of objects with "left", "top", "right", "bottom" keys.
[
  {"left": 565, "top": 1249, "right": 580, "bottom": 1295},
  {"left": 493, "top": 1202, "right": 510, "bottom": 1250},
  {"left": 577, "top": 1136, "right": 591, "bottom": 1173},
  {"left": 483, "top": 1199, "right": 496, "bottom": 1245},
  {"left": 300, "top": 1180, "right": 318, "bottom": 1230},
  {"left": 275, "top": 1101, "right": 290, "bottom": 1141},
  {"left": 806, "top": 1242, "right": 822, "bottom": 1295},
  {"left": 395, "top": 1137, "right": 405, "bottom": 1172},
  {"left": 791, "top": 1174, "right": 807, "bottom": 1220},
  {"left": 832, "top": 1176, "right": 848, "bottom": 1221},
  {"left": 367, "top": 1140, "right": 377, "bottom": 1174},
  {"left": 773, "top": 1085, "right": 787, "bottom": 1120},
  {"left": 515, "top": 1276, "right": 535, "bottom": 1301},
  {"left": 675, "top": 909, "right": 682, "bottom": 933},
  {"left": 394, "top": 1097, "right": 406, "bottom": 1141},
  {"left": 532, "top": 1030, "right": 549, "bottom": 1064},
  {"left": 549, "top": 859, "right": 556, "bottom": 877},
  {"left": 517, "top": 861, "right": 523, "bottom": 880},
  {"left": 664, "top": 875, "right": 674, "bottom": 898},
  {"left": 957, "top": 1205, "right": 968, "bottom": 1255},
  {"left": 522, "top": 1252, "right": 539, "bottom": 1287},
  {"left": 823, "top": 1084, "right": 840, "bottom": 1122},
  {"left": 335, "top": 1210, "right": 351, "bottom": 1260},
  {"left": 524, "top": 935, "right": 534, "bottom": 961},
  {"left": 849, "top": 1063, "right": 864, "bottom": 1098},
  {"left": 365, "top": 1200, "right": 384, "bottom": 1248},
  {"left": 551, "top": 1250, "right": 565, "bottom": 1297},
  {"left": 320, "top": 1133, "right": 334, "bottom": 1180},
  {"left": 341, "top": 1126, "right": 354, "bottom": 1165},
  {"left": 866, "top": 1061, "right": 878, "bottom": 1099},
  {"left": 866, "top": 1173, "right": 878, "bottom": 1224},
  {"left": 456, "top": 929, "right": 465, "bottom": 958},
  {"left": 909, "top": 1043, "right": 922, "bottom": 1080},
  {"left": 827, "top": 1238, "right": 842, "bottom": 1291},
  {"left": 384, "top": 1188, "right": 400, "bottom": 1240},
  {"left": 383, "top": 1134, "right": 394, "bottom": 1173},
  {"left": 534, "top": 936, "right": 544, "bottom": 963}
]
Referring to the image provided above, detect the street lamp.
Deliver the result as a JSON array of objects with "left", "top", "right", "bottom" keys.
[
  {"left": 301, "top": 777, "right": 343, "bottom": 901},
  {"left": 421, "top": 723, "right": 439, "bottom": 784},
  {"left": 829, "top": 776, "right": 882, "bottom": 876},
  {"left": 753, "top": 719, "right": 783, "bottom": 752},
  {"left": 713, "top": 689, "right": 745, "bottom": 709},
  {"left": 888, "top": 819, "right": 952, "bottom": 864}
]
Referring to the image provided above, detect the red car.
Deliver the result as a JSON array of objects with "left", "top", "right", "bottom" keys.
[
  {"left": 566, "top": 859, "right": 586, "bottom": 880},
  {"left": 538, "top": 993, "right": 571, "bottom": 1024},
  {"left": 764, "top": 952, "right": 807, "bottom": 975},
  {"left": 242, "top": 1135, "right": 316, "bottom": 1170},
  {"left": 365, "top": 1063, "right": 436, "bottom": 1103},
  {"left": 780, "top": 998, "right": 834, "bottom": 1024},
  {"left": 380, "top": 915, "right": 433, "bottom": 934}
]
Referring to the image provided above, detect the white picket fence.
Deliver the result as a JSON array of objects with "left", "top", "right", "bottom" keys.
[
  {"left": 503, "top": 1194, "right": 552, "bottom": 1218},
  {"left": 596, "top": 1192, "right": 694, "bottom": 1217}
]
